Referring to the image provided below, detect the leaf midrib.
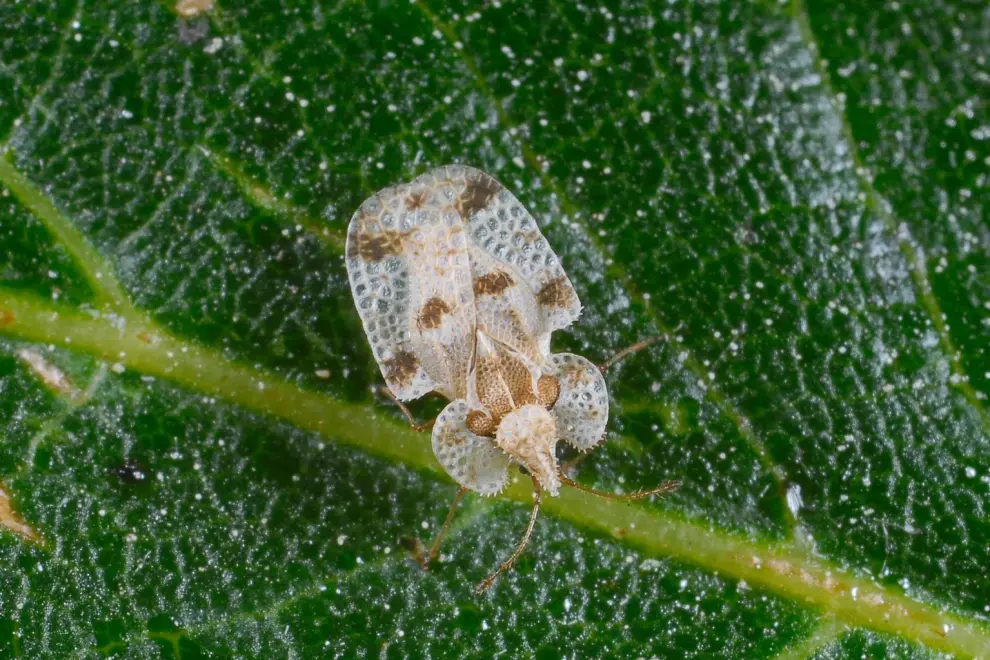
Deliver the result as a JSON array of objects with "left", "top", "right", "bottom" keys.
[{"left": 788, "top": 0, "right": 990, "bottom": 430}]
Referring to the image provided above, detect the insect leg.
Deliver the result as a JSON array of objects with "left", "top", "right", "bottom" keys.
[
  {"left": 559, "top": 473, "right": 682, "bottom": 501},
  {"left": 475, "top": 478, "right": 542, "bottom": 594},
  {"left": 378, "top": 385, "right": 436, "bottom": 432},
  {"left": 598, "top": 337, "right": 663, "bottom": 373},
  {"left": 423, "top": 486, "right": 469, "bottom": 570}
]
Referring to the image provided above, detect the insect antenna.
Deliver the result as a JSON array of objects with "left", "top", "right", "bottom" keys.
[
  {"left": 598, "top": 337, "right": 662, "bottom": 373},
  {"left": 475, "top": 477, "right": 543, "bottom": 594},
  {"left": 599, "top": 323, "right": 686, "bottom": 373},
  {"left": 559, "top": 474, "right": 682, "bottom": 501}
]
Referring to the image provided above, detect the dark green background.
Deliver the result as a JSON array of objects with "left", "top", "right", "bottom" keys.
[{"left": 0, "top": 0, "right": 988, "bottom": 657}]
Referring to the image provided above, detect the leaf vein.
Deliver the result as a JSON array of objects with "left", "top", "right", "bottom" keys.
[{"left": 789, "top": 0, "right": 990, "bottom": 433}]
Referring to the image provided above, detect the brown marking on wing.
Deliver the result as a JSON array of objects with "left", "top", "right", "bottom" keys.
[
  {"left": 442, "top": 425, "right": 466, "bottom": 446},
  {"left": 473, "top": 270, "right": 515, "bottom": 297},
  {"left": 455, "top": 174, "right": 501, "bottom": 219},
  {"left": 355, "top": 229, "right": 405, "bottom": 262},
  {"left": 537, "top": 276, "right": 574, "bottom": 308},
  {"left": 405, "top": 190, "right": 428, "bottom": 211},
  {"left": 0, "top": 310, "right": 14, "bottom": 327},
  {"left": 416, "top": 297, "right": 452, "bottom": 331},
  {"left": 561, "top": 362, "right": 593, "bottom": 387},
  {"left": 383, "top": 350, "right": 420, "bottom": 389}
]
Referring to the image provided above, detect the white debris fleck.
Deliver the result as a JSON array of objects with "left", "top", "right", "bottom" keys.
[
  {"left": 17, "top": 349, "right": 76, "bottom": 399},
  {"left": 639, "top": 558, "right": 662, "bottom": 572},
  {"left": 786, "top": 484, "right": 802, "bottom": 517},
  {"left": 203, "top": 37, "right": 223, "bottom": 54}
]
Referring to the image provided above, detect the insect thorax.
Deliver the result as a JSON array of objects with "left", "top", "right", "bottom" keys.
[{"left": 467, "top": 334, "right": 560, "bottom": 437}]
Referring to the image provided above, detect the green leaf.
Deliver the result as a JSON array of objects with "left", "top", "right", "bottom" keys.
[{"left": 0, "top": 0, "right": 988, "bottom": 657}]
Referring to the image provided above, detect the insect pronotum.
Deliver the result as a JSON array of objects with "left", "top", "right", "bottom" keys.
[{"left": 346, "top": 165, "right": 680, "bottom": 592}]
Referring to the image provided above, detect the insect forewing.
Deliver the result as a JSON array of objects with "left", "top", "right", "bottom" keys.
[
  {"left": 346, "top": 181, "right": 476, "bottom": 401},
  {"left": 432, "top": 400, "right": 511, "bottom": 496},
  {"left": 546, "top": 353, "right": 609, "bottom": 451},
  {"left": 415, "top": 166, "right": 582, "bottom": 361}
]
